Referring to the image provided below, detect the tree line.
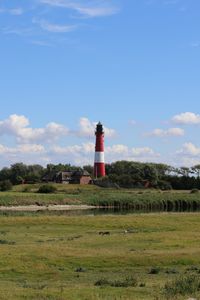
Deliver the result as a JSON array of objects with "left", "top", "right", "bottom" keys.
[
  {"left": 104, "top": 161, "right": 200, "bottom": 190},
  {"left": 0, "top": 161, "right": 200, "bottom": 190}
]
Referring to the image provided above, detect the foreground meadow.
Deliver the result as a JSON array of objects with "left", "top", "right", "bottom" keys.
[{"left": 0, "top": 213, "right": 200, "bottom": 299}]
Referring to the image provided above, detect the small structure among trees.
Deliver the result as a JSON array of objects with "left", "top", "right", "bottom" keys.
[
  {"left": 54, "top": 170, "right": 92, "bottom": 185},
  {"left": 54, "top": 171, "right": 72, "bottom": 184}
]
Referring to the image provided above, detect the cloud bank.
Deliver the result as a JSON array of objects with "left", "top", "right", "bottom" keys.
[
  {"left": 40, "top": 0, "right": 119, "bottom": 18},
  {"left": 147, "top": 127, "right": 185, "bottom": 137},
  {"left": 0, "top": 114, "right": 159, "bottom": 167},
  {"left": 1, "top": 112, "right": 200, "bottom": 168},
  {"left": 0, "top": 114, "right": 69, "bottom": 143},
  {"left": 172, "top": 112, "right": 200, "bottom": 125}
]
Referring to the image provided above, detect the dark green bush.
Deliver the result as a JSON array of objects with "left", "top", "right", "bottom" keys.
[
  {"left": 149, "top": 267, "right": 160, "bottom": 274},
  {"left": 95, "top": 278, "right": 110, "bottom": 286},
  {"left": 22, "top": 186, "right": 31, "bottom": 193},
  {"left": 156, "top": 180, "right": 172, "bottom": 191},
  {"left": 37, "top": 184, "right": 57, "bottom": 194},
  {"left": 186, "top": 265, "right": 199, "bottom": 272},
  {"left": 0, "top": 240, "right": 15, "bottom": 245},
  {"left": 110, "top": 276, "right": 138, "bottom": 287},
  {"left": 95, "top": 276, "right": 138, "bottom": 288},
  {"left": 165, "top": 268, "right": 179, "bottom": 274},
  {"left": 191, "top": 189, "right": 199, "bottom": 194},
  {"left": 0, "top": 180, "right": 13, "bottom": 191},
  {"left": 139, "top": 282, "right": 146, "bottom": 287}
]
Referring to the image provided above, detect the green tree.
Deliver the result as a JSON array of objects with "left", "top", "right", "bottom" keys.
[
  {"left": 10, "top": 163, "right": 28, "bottom": 184},
  {"left": 191, "top": 165, "right": 200, "bottom": 178},
  {"left": 0, "top": 180, "right": 13, "bottom": 191},
  {"left": 0, "top": 167, "right": 12, "bottom": 181}
]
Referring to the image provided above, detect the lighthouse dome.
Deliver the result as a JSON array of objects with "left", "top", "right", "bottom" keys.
[{"left": 96, "top": 122, "right": 104, "bottom": 134}]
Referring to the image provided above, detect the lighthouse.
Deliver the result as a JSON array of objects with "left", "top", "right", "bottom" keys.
[{"left": 94, "top": 122, "right": 106, "bottom": 178}]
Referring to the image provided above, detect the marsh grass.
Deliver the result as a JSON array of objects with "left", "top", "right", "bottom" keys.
[
  {"left": 164, "top": 275, "right": 200, "bottom": 298},
  {"left": 0, "top": 239, "right": 15, "bottom": 245},
  {"left": 0, "top": 213, "right": 200, "bottom": 299},
  {"left": 95, "top": 276, "right": 138, "bottom": 288}
]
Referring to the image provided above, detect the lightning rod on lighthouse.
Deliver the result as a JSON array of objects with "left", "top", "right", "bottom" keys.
[{"left": 94, "top": 122, "right": 106, "bottom": 178}]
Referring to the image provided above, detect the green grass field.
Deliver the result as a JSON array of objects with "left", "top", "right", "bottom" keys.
[{"left": 0, "top": 212, "right": 200, "bottom": 299}]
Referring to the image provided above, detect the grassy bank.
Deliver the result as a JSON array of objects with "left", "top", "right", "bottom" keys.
[
  {"left": 0, "top": 184, "right": 200, "bottom": 211},
  {"left": 0, "top": 213, "right": 200, "bottom": 299}
]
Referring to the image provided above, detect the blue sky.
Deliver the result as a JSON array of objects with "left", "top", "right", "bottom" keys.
[{"left": 0, "top": 0, "right": 200, "bottom": 167}]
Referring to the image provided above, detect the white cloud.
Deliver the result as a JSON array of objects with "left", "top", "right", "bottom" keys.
[
  {"left": 0, "top": 114, "right": 29, "bottom": 135},
  {"left": 131, "top": 147, "right": 156, "bottom": 156},
  {"left": 172, "top": 112, "right": 200, "bottom": 125},
  {"left": 77, "top": 117, "right": 116, "bottom": 138},
  {"left": 178, "top": 157, "right": 200, "bottom": 168},
  {"left": 40, "top": 0, "right": 119, "bottom": 17},
  {"left": 0, "top": 143, "right": 45, "bottom": 155},
  {"left": 77, "top": 117, "right": 94, "bottom": 138},
  {"left": 31, "top": 40, "right": 53, "bottom": 47},
  {"left": 174, "top": 142, "right": 200, "bottom": 166},
  {"left": 147, "top": 127, "right": 185, "bottom": 137},
  {"left": 9, "top": 8, "right": 24, "bottom": 15},
  {"left": 34, "top": 19, "right": 77, "bottom": 33},
  {"left": 0, "top": 7, "right": 23, "bottom": 16},
  {"left": 177, "top": 142, "right": 200, "bottom": 157},
  {"left": 0, "top": 115, "right": 116, "bottom": 143},
  {"left": 0, "top": 114, "right": 69, "bottom": 143},
  {"left": 16, "top": 144, "right": 46, "bottom": 154},
  {"left": 106, "top": 145, "right": 160, "bottom": 163},
  {"left": 49, "top": 142, "right": 160, "bottom": 165},
  {"left": 50, "top": 142, "right": 95, "bottom": 165},
  {"left": 106, "top": 144, "right": 129, "bottom": 155},
  {"left": 0, "top": 144, "right": 10, "bottom": 155},
  {"left": 51, "top": 142, "right": 94, "bottom": 155},
  {"left": 74, "top": 6, "right": 118, "bottom": 17},
  {"left": 52, "top": 144, "right": 81, "bottom": 155},
  {"left": 0, "top": 143, "right": 49, "bottom": 168},
  {"left": 2, "top": 27, "right": 34, "bottom": 37},
  {"left": 0, "top": 0, "right": 119, "bottom": 45},
  {"left": 0, "top": 115, "right": 162, "bottom": 167},
  {"left": 106, "top": 145, "right": 157, "bottom": 158}
]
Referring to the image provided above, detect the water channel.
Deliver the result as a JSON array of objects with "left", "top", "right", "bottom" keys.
[{"left": 0, "top": 206, "right": 200, "bottom": 217}]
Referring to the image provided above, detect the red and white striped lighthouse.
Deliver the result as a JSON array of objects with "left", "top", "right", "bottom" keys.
[{"left": 94, "top": 122, "right": 106, "bottom": 178}]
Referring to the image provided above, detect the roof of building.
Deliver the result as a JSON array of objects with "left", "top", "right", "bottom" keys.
[{"left": 73, "top": 170, "right": 91, "bottom": 177}]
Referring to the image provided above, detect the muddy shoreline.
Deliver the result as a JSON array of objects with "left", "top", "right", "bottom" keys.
[{"left": 0, "top": 205, "right": 96, "bottom": 211}]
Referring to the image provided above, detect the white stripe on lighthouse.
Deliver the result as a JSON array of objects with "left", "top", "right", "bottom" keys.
[{"left": 95, "top": 152, "right": 105, "bottom": 163}]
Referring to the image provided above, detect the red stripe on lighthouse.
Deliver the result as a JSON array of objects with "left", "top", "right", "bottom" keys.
[{"left": 94, "top": 122, "right": 106, "bottom": 178}]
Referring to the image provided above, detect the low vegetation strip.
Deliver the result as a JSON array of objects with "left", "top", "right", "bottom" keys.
[{"left": 0, "top": 185, "right": 200, "bottom": 212}]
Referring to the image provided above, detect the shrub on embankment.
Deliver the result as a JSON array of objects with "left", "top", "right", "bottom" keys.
[{"left": 37, "top": 184, "right": 57, "bottom": 194}]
